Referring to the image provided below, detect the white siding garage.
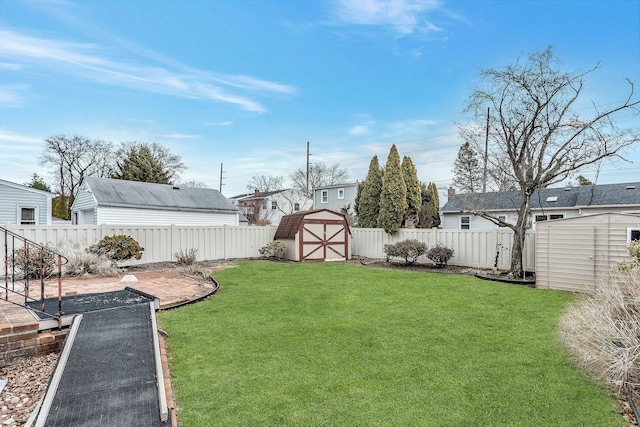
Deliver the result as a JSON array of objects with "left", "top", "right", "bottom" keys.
[{"left": 71, "top": 177, "right": 241, "bottom": 226}]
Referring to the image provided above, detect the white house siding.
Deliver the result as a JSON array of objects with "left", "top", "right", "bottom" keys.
[
  {"left": 264, "top": 191, "right": 313, "bottom": 225},
  {"left": 96, "top": 206, "right": 239, "bottom": 226},
  {"left": 313, "top": 183, "right": 359, "bottom": 215},
  {"left": 0, "top": 182, "right": 52, "bottom": 225},
  {"left": 70, "top": 182, "right": 97, "bottom": 225}
]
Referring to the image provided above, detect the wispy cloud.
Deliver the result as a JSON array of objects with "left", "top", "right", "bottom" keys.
[
  {"left": 349, "top": 124, "right": 371, "bottom": 135},
  {"left": 0, "top": 84, "right": 30, "bottom": 107},
  {"left": 331, "top": 0, "right": 443, "bottom": 34},
  {"left": 159, "top": 133, "right": 199, "bottom": 139},
  {"left": 0, "top": 29, "right": 296, "bottom": 113},
  {"left": 204, "top": 121, "right": 233, "bottom": 127}
]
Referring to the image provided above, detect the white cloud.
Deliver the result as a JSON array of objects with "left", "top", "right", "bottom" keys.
[
  {"left": 0, "top": 30, "right": 296, "bottom": 113},
  {"left": 349, "top": 125, "right": 370, "bottom": 135},
  {"left": 332, "top": 0, "right": 443, "bottom": 34}
]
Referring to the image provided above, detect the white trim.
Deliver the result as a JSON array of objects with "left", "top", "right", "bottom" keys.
[
  {"left": 460, "top": 215, "right": 470, "bottom": 230},
  {"left": 17, "top": 205, "right": 38, "bottom": 225},
  {"left": 627, "top": 227, "right": 640, "bottom": 242}
]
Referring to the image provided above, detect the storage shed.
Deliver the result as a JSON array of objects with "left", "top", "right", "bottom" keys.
[
  {"left": 535, "top": 213, "right": 640, "bottom": 292},
  {"left": 273, "top": 209, "right": 351, "bottom": 261}
]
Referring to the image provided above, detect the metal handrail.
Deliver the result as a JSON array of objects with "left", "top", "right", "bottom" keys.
[{"left": 2, "top": 226, "right": 69, "bottom": 329}]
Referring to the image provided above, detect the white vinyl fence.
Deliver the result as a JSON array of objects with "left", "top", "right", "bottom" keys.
[
  {"left": 351, "top": 228, "right": 535, "bottom": 271},
  {"left": 3, "top": 224, "right": 534, "bottom": 271}
]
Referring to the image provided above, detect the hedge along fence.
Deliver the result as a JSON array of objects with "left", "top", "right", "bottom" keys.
[{"left": 3, "top": 224, "right": 534, "bottom": 271}]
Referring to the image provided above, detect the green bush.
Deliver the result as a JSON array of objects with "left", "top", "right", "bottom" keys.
[
  {"left": 90, "top": 235, "right": 144, "bottom": 265},
  {"left": 383, "top": 239, "right": 428, "bottom": 265},
  {"left": 10, "top": 244, "right": 58, "bottom": 279},
  {"left": 426, "top": 242, "right": 455, "bottom": 267},
  {"left": 259, "top": 241, "right": 286, "bottom": 260}
]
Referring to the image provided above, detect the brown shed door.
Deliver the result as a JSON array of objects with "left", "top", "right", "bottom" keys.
[{"left": 300, "top": 219, "right": 348, "bottom": 261}]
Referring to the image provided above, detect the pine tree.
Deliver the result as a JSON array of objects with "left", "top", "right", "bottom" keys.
[
  {"left": 428, "top": 182, "right": 441, "bottom": 227},
  {"left": 378, "top": 145, "right": 407, "bottom": 234},
  {"left": 452, "top": 141, "right": 482, "bottom": 193},
  {"left": 357, "top": 156, "right": 383, "bottom": 228},
  {"left": 401, "top": 156, "right": 421, "bottom": 228}
]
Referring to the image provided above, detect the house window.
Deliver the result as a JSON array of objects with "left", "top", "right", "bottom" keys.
[
  {"left": 536, "top": 214, "right": 565, "bottom": 222},
  {"left": 460, "top": 216, "right": 470, "bottom": 230},
  {"left": 321, "top": 190, "right": 328, "bottom": 203},
  {"left": 338, "top": 189, "right": 345, "bottom": 199},
  {"left": 262, "top": 201, "right": 267, "bottom": 210},
  {"left": 498, "top": 215, "right": 507, "bottom": 227},
  {"left": 628, "top": 228, "right": 640, "bottom": 242},
  {"left": 271, "top": 201, "right": 277, "bottom": 210},
  {"left": 19, "top": 207, "right": 37, "bottom": 225},
  {"left": 294, "top": 203, "right": 300, "bottom": 211}
]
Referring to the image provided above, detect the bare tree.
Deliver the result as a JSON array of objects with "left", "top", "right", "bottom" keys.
[
  {"left": 290, "top": 162, "right": 349, "bottom": 197},
  {"left": 41, "top": 135, "right": 114, "bottom": 216},
  {"left": 462, "top": 46, "right": 640, "bottom": 277},
  {"left": 246, "top": 174, "right": 284, "bottom": 192},
  {"left": 179, "top": 180, "right": 209, "bottom": 188}
]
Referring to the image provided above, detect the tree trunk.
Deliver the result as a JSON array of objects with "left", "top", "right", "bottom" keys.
[{"left": 509, "top": 194, "right": 531, "bottom": 278}]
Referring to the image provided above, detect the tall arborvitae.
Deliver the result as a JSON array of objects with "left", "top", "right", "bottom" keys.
[
  {"left": 452, "top": 141, "right": 482, "bottom": 193},
  {"left": 378, "top": 145, "right": 407, "bottom": 234},
  {"left": 357, "top": 156, "right": 383, "bottom": 228},
  {"left": 401, "top": 156, "right": 421, "bottom": 228},
  {"left": 428, "top": 182, "right": 441, "bottom": 227}
]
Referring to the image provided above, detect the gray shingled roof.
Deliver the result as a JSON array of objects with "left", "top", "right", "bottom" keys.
[
  {"left": 441, "top": 182, "right": 640, "bottom": 212},
  {"left": 84, "top": 177, "right": 239, "bottom": 212}
]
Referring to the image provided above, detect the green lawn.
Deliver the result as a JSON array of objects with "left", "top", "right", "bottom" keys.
[{"left": 158, "top": 261, "right": 624, "bottom": 426}]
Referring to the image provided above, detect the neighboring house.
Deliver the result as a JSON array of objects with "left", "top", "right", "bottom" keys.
[
  {"left": 313, "top": 182, "right": 359, "bottom": 216},
  {"left": 441, "top": 182, "right": 640, "bottom": 230},
  {"left": 229, "top": 189, "right": 312, "bottom": 225},
  {"left": 0, "top": 178, "right": 54, "bottom": 225},
  {"left": 71, "top": 177, "right": 241, "bottom": 226}
]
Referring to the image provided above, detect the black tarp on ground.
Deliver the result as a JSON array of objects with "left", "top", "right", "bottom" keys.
[{"left": 42, "top": 303, "right": 170, "bottom": 427}]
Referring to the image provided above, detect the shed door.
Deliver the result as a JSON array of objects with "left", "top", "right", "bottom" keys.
[
  {"left": 545, "top": 225, "right": 595, "bottom": 292},
  {"left": 299, "top": 219, "right": 348, "bottom": 261}
]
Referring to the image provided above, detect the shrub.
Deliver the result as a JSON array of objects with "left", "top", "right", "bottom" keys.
[
  {"left": 383, "top": 239, "right": 428, "bottom": 265},
  {"left": 426, "top": 242, "right": 455, "bottom": 267},
  {"left": 559, "top": 269, "right": 640, "bottom": 398},
  {"left": 56, "top": 241, "right": 115, "bottom": 277},
  {"left": 89, "top": 235, "right": 144, "bottom": 265},
  {"left": 617, "top": 240, "right": 640, "bottom": 272},
  {"left": 259, "top": 241, "right": 286, "bottom": 259},
  {"left": 10, "top": 244, "right": 57, "bottom": 279},
  {"left": 174, "top": 248, "right": 198, "bottom": 266}
]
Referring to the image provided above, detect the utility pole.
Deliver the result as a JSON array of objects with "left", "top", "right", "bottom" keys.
[
  {"left": 483, "top": 107, "right": 489, "bottom": 193},
  {"left": 219, "top": 163, "right": 225, "bottom": 193},
  {"left": 306, "top": 141, "right": 310, "bottom": 197}
]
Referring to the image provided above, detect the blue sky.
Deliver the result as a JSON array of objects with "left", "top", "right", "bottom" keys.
[{"left": 1, "top": 0, "right": 639, "bottom": 198}]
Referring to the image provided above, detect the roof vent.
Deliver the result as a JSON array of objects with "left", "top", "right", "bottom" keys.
[
  {"left": 172, "top": 186, "right": 180, "bottom": 190},
  {"left": 626, "top": 185, "right": 636, "bottom": 190},
  {"left": 546, "top": 196, "right": 558, "bottom": 202}
]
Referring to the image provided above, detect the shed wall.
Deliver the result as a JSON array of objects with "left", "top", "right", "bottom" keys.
[{"left": 536, "top": 213, "right": 640, "bottom": 292}]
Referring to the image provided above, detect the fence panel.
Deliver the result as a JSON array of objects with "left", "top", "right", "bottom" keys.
[{"left": 4, "top": 225, "right": 535, "bottom": 271}]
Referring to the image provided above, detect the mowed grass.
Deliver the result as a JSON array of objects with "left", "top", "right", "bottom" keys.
[{"left": 158, "top": 261, "right": 624, "bottom": 426}]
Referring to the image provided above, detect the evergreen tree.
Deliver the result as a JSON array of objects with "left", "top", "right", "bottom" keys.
[
  {"left": 353, "top": 181, "right": 365, "bottom": 218},
  {"left": 401, "top": 156, "right": 421, "bottom": 228},
  {"left": 357, "top": 156, "right": 383, "bottom": 228},
  {"left": 452, "top": 141, "right": 482, "bottom": 193},
  {"left": 428, "top": 182, "right": 441, "bottom": 227},
  {"left": 577, "top": 175, "right": 593, "bottom": 186},
  {"left": 378, "top": 145, "right": 407, "bottom": 234},
  {"left": 24, "top": 174, "right": 51, "bottom": 192},
  {"left": 112, "top": 143, "right": 183, "bottom": 184},
  {"left": 52, "top": 194, "right": 70, "bottom": 220},
  {"left": 417, "top": 182, "right": 432, "bottom": 228}
]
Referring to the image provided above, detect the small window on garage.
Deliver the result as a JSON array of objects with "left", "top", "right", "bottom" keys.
[
  {"left": 18, "top": 207, "right": 37, "bottom": 225},
  {"left": 628, "top": 228, "right": 640, "bottom": 242},
  {"left": 460, "top": 216, "right": 470, "bottom": 230}
]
